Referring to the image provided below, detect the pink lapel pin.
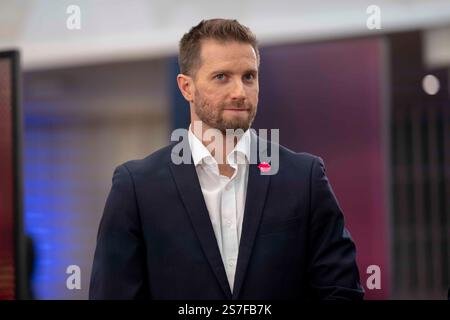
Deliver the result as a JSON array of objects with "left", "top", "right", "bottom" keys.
[{"left": 258, "top": 162, "right": 271, "bottom": 173}]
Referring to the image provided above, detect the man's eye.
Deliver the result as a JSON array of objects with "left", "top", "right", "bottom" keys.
[
  {"left": 214, "top": 74, "right": 225, "bottom": 80},
  {"left": 244, "top": 73, "right": 255, "bottom": 81}
]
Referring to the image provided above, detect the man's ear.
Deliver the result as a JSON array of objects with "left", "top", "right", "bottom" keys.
[{"left": 177, "top": 74, "right": 194, "bottom": 103}]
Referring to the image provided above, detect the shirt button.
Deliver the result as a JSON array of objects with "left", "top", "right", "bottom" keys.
[
  {"left": 228, "top": 260, "right": 235, "bottom": 267},
  {"left": 225, "top": 184, "right": 232, "bottom": 191},
  {"left": 226, "top": 220, "right": 232, "bottom": 227}
]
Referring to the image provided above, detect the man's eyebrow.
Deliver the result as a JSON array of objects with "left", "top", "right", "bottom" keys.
[
  {"left": 243, "top": 69, "right": 258, "bottom": 74},
  {"left": 208, "top": 69, "right": 228, "bottom": 76},
  {"left": 208, "top": 69, "right": 258, "bottom": 76}
]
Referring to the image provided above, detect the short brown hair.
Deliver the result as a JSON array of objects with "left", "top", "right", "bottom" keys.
[{"left": 178, "top": 18, "right": 259, "bottom": 76}]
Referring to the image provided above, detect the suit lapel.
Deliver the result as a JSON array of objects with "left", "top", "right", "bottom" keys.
[
  {"left": 169, "top": 158, "right": 233, "bottom": 299},
  {"left": 232, "top": 132, "right": 271, "bottom": 299},
  {"left": 168, "top": 130, "right": 271, "bottom": 300}
]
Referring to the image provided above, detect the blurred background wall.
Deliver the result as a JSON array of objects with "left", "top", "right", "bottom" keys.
[
  {"left": 255, "top": 37, "right": 390, "bottom": 299},
  {"left": 0, "top": 0, "right": 449, "bottom": 299},
  {"left": 22, "top": 59, "right": 170, "bottom": 299}
]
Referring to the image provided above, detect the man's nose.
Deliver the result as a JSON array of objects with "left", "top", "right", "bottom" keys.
[{"left": 230, "top": 79, "right": 246, "bottom": 100}]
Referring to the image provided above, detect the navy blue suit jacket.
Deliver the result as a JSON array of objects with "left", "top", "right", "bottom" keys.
[{"left": 89, "top": 134, "right": 364, "bottom": 300}]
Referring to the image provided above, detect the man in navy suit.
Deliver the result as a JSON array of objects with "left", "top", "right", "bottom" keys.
[{"left": 89, "top": 18, "right": 364, "bottom": 300}]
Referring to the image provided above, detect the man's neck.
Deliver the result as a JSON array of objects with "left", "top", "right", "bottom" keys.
[
  {"left": 190, "top": 121, "right": 239, "bottom": 178},
  {"left": 191, "top": 122, "right": 239, "bottom": 160}
]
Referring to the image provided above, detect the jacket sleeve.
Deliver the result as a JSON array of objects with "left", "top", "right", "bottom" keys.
[
  {"left": 89, "top": 164, "right": 150, "bottom": 299},
  {"left": 306, "top": 156, "right": 365, "bottom": 300}
]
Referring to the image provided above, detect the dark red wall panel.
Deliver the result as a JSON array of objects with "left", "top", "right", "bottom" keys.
[
  {"left": 255, "top": 37, "right": 390, "bottom": 299},
  {"left": 0, "top": 58, "right": 15, "bottom": 300}
]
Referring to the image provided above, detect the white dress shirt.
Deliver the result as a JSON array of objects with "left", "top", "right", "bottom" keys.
[{"left": 188, "top": 124, "right": 251, "bottom": 293}]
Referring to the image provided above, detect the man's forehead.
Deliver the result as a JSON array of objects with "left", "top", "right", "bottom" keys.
[{"left": 199, "top": 39, "right": 258, "bottom": 69}]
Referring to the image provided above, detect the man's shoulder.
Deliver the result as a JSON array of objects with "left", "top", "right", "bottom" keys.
[
  {"left": 114, "top": 138, "right": 324, "bottom": 176},
  {"left": 118, "top": 141, "right": 178, "bottom": 176},
  {"left": 255, "top": 131, "right": 321, "bottom": 167},
  {"left": 277, "top": 143, "right": 323, "bottom": 169}
]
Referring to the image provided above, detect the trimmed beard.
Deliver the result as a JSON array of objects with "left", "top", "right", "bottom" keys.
[{"left": 193, "top": 90, "right": 257, "bottom": 134}]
